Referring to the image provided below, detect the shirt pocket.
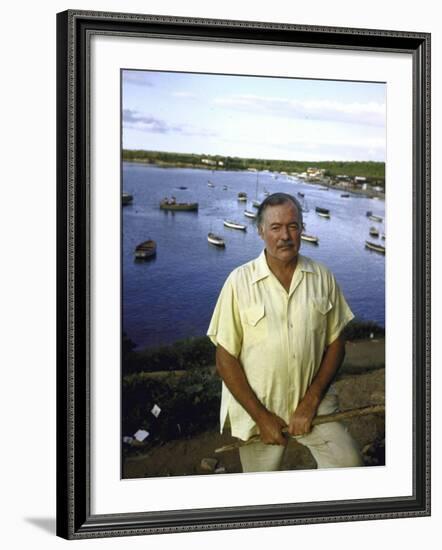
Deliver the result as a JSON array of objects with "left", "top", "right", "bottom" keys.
[
  {"left": 243, "top": 304, "right": 267, "bottom": 344},
  {"left": 310, "top": 296, "right": 332, "bottom": 332}
]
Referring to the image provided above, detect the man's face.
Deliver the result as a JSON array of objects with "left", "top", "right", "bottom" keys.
[{"left": 258, "top": 201, "right": 302, "bottom": 264}]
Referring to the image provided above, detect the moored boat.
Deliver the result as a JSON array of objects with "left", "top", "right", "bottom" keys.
[
  {"left": 368, "top": 214, "right": 383, "bottom": 222},
  {"left": 301, "top": 233, "right": 319, "bottom": 244},
  {"left": 208, "top": 233, "right": 225, "bottom": 247},
  {"left": 134, "top": 239, "right": 156, "bottom": 259},
  {"left": 315, "top": 206, "right": 330, "bottom": 218},
  {"left": 122, "top": 192, "right": 133, "bottom": 205},
  {"left": 365, "top": 241, "right": 385, "bottom": 254},
  {"left": 369, "top": 226, "right": 380, "bottom": 237},
  {"left": 223, "top": 219, "right": 247, "bottom": 231},
  {"left": 208, "top": 181, "right": 215, "bottom": 188},
  {"left": 297, "top": 192, "right": 305, "bottom": 198},
  {"left": 237, "top": 192, "right": 247, "bottom": 201},
  {"left": 244, "top": 210, "right": 257, "bottom": 219},
  {"left": 340, "top": 193, "right": 350, "bottom": 198},
  {"left": 160, "top": 198, "right": 198, "bottom": 211},
  {"left": 252, "top": 200, "right": 261, "bottom": 208}
]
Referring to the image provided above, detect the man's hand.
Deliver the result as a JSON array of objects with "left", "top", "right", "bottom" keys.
[
  {"left": 257, "top": 411, "right": 288, "bottom": 446},
  {"left": 288, "top": 395, "right": 319, "bottom": 436}
]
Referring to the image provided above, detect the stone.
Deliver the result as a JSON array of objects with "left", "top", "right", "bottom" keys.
[{"left": 200, "top": 457, "right": 219, "bottom": 473}]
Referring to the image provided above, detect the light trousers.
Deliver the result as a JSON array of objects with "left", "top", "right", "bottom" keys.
[{"left": 239, "top": 391, "right": 363, "bottom": 472}]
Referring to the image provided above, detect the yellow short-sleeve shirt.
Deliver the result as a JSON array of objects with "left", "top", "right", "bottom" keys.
[{"left": 207, "top": 251, "right": 354, "bottom": 441}]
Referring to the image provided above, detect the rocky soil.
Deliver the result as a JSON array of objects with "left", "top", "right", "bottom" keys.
[{"left": 123, "top": 338, "right": 385, "bottom": 479}]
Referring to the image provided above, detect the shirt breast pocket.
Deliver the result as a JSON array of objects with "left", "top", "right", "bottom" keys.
[
  {"left": 310, "top": 297, "right": 332, "bottom": 333},
  {"left": 243, "top": 304, "right": 267, "bottom": 344}
]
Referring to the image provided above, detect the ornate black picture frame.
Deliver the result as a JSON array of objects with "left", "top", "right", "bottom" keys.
[{"left": 56, "top": 10, "right": 430, "bottom": 539}]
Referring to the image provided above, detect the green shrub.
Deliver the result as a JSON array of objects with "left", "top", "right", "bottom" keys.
[
  {"left": 343, "top": 319, "right": 385, "bottom": 341},
  {"left": 123, "top": 336, "right": 215, "bottom": 374},
  {"left": 122, "top": 367, "right": 221, "bottom": 450}
]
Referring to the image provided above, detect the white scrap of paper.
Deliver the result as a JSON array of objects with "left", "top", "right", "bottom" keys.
[
  {"left": 151, "top": 404, "right": 161, "bottom": 418},
  {"left": 134, "top": 429, "right": 150, "bottom": 442}
]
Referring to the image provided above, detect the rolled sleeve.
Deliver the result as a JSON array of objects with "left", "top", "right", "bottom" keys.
[
  {"left": 326, "top": 275, "right": 354, "bottom": 345},
  {"left": 207, "top": 274, "right": 243, "bottom": 358}
]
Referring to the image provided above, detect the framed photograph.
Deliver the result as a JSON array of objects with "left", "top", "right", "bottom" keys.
[{"left": 56, "top": 10, "right": 430, "bottom": 539}]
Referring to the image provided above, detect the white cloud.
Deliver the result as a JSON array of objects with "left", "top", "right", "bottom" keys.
[{"left": 213, "top": 94, "right": 385, "bottom": 127}]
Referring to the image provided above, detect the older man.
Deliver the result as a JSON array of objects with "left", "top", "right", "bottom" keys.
[{"left": 207, "top": 192, "right": 362, "bottom": 472}]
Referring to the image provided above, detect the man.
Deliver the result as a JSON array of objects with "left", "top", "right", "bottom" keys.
[{"left": 207, "top": 192, "right": 362, "bottom": 472}]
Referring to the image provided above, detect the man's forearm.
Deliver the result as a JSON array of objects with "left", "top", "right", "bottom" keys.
[
  {"left": 216, "top": 345, "right": 287, "bottom": 444},
  {"left": 303, "top": 334, "right": 346, "bottom": 408},
  {"left": 288, "top": 334, "right": 346, "bottom": 436},
  {"left": 215, "top": 345, "right": 267, "bottom": 423}
]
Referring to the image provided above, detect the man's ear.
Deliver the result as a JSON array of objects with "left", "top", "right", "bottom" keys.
[{"left": 257, "top": 224, "right": 263, "bottom": 238}]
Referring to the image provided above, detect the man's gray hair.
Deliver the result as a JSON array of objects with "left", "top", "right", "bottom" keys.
[{"left": 256, "top": 192, "right": 303, "bottom": 229}]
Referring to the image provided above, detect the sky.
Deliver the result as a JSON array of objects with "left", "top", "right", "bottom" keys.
[{"left": 122, "top": 69, "right": 386, "bottom": 162}]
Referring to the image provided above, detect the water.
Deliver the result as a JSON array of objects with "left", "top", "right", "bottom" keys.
[{"left": 122, "top": 162, "right": 385, "bottom": 349}]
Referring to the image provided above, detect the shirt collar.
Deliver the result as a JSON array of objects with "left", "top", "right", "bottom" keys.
[{"left": 251, "top": 251, "right": 314, "bottom": 284}]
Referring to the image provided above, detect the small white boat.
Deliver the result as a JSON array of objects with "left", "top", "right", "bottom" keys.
[
  {"left": 369, "top": 226, "right": 380, "bottom": 238},
  {"left": 208, "top": 233, "right": 225, "bottom": 247},
  {"left": 366, "top": 211, "right": 383, "bottom": 222},
  {"left": 365, "top": 241, "right": 385, "bottom": 254},
  {"left": 223, "top": 219, "right": 247, "bottom": 231},
  {"left": 301, "top": 233, "right": 319, "bottom": 244},
  {"left": 208, "top": 181, "right": 215, "bottom": 188},
  {"left": 315, "top": 207, "right": 330, "bottom": 218},
  {"left": 252, "top": 200, "right": 261, "bottom": 208},
  {"left": 237, "top": 192, "right": 247, "bottom": 201},
  {"left": 244, "top": 210, "right": 257, "bottom": 219}
]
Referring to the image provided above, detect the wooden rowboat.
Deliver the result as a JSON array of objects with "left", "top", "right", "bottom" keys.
[{"left": 134, "top": 240, "right": 156, "bottom": 260}]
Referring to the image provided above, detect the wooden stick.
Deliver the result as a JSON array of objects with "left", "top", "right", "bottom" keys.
[{"left": 214, "top": 404, "right": 385, "bottom": 454}]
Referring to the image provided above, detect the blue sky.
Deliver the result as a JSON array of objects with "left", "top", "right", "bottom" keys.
[{"left": 122, "top": 70, "right": 386, "bottom": 162}]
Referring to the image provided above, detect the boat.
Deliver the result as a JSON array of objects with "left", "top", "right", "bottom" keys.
[
  {"left": 208, "top": 233, "right": 225, "bottom": 247},
  {"left": 178, "top": 186, "right": 187, "bottom": 190},
  {"left": 237, "top": 192, "right": 247, "bottom": 202},
  {"left": 365, "top": 241, "right": 385, "bottom": 254},
  {"left": 297, "top": 192, "right": 305, "bottom": 198},
  {"left": 315, "top": 206, "right": 330, "bottom": 218},
  {"left": 381, "top": 234, "right": 386, "bottom": 240},
  {"left": 340, "top": 193, "right": 350, "bottom": 198},
  {"left": 368, "top": 214, "right": 383, "bottom": 222},
  {"left": 369, "top": 226, "right": 380, "bottom": 237},
  {"left": 301, "top": 233, "right": 319, "bottom": 244},
  {"left": 208, "top": 181, "right": 215, "bottom": 188},
  {"left": 134, "top": 240, "right": 156, "bottom": 260},
  {"left": 160, "top": 198, "right": 198, "bottom": 211},
  {"left": 252, "top": 200, "right": 261, "bottom": 208},
  {"left": 244, "top": 210, "right": 257, "bottom": 219},
  {"left": 223, "top": 185, "right": 228, "bottom": 191},
  {"left": 223, "top": 219, "right": 247, "bottom": 231},
  {"left": 122, "top": 192, "right": 133, "bottom": 205}
]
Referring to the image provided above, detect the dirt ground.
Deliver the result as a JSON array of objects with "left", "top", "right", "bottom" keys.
[{"left": 123, "top": 338, "right": 385, "bottom": 479}]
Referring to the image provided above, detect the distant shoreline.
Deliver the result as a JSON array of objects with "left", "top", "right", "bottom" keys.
[{"left": 123, "top": 159, "right": 385, "bottom": 201}]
